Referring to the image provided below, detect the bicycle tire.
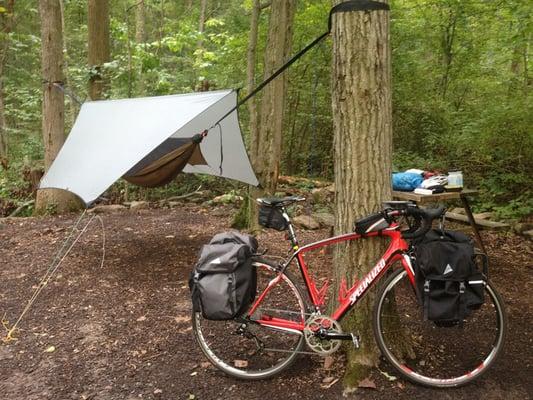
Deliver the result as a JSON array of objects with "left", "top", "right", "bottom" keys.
[
  {"left": 373, "top": 268, "right": 506, "bottom": 388},
  {"left": 192, "top": 258, "right": 308, "bottom": 380}
]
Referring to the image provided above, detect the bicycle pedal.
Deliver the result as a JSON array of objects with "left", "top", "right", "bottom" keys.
[{"left": 350, "top": 333, "right": 360, "bottom": 349}]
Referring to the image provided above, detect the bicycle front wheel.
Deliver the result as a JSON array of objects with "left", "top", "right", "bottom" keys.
[
  {"left": 373, "top": 268, "right": 506, "bottom": 388},
  {"left": 192, "top": 258, "right": 308, "bottom": 380}
]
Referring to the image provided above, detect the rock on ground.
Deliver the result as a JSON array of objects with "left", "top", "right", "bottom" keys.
[
  {"left": 313, "top": 212, "right": 335, "bottom": 228},
  {"left": 293, "top": 215, "right": 320, "bottom": 230}
]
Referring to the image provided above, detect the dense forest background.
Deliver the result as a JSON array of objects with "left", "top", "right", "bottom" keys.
[{"left": 0, "top": 0, "right": 531, "bottom": 219}]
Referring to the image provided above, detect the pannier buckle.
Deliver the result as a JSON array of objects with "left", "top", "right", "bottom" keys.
[{"left": 424, "top": 280, "right": 430, "bottom": 293}]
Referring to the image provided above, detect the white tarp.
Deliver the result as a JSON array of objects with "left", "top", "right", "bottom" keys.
[{"left": 39, "top": 90, "right": 258, "bottom": 205}]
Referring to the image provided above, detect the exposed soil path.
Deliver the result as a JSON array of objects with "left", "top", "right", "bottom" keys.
[{"left": 0, "top": 205, "right": 531, "bottom": 400}]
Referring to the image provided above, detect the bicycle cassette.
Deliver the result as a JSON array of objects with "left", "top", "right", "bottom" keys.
[{"left": 303, "top": 315, "right": 343, "bottom": 356}]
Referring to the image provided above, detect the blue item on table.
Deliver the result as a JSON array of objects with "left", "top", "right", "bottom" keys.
[{"left": 392, "top": 172, "right": 424, "bottom": 191}]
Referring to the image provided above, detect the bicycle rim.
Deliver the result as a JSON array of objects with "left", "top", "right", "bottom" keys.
[
  {"left": 192, "top": 260, "right": 307, "bottom": 380},
  {"left": 374, "top": 269, "right": 506, "bottom": 388}
]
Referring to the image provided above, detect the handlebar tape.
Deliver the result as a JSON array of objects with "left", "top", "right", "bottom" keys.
[{"left": 401, "top": 206, "right": 445, "bottom": 240}]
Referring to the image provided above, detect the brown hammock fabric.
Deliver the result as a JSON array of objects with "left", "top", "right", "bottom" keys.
[{"left": 124, "top": 135, "right": 207, "bottom": 187}]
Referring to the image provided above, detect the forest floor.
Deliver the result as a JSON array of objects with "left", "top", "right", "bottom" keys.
[{"left": 0, "top": 204, "right": 531, "bottom": 400}]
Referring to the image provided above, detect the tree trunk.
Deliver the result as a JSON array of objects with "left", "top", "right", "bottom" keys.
[
  {"left": 35, "top": 0, "right": 82, "bottom": 214},
  {"left": 440, "top": 7, "right": 458, "bottom": 100},
  {"left": 247, "top": 0, "right": 261, "bottom": 162},
  {"left": 255, "top": 0, "right": 295, "bottom": 194},
  {"left": 135, "top": 0, "right": 146, "bottom": 95},
  {"left": 88, "top": 0, "right": 110, "bottom": 100},
  {"left": 233, "top": 0, "right": 276, "bottom": 230},
  {"left": 0, "top": 0, "right": 14, "bottom": 169},
  {"left": 331, "top": 1, "right": 392, "bottom": 388},
  {"left": 198, "top": 0, "right": 208, "bottom": 33},
  {"left": 235, "top": 0, "right": 262, "bottom": 231}
]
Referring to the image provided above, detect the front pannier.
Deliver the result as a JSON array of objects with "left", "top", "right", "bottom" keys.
[
  {"left": 414, "top": 230, "right": 486, "bottom": 324},
  {"left": 189, "top": 232, "right": 258, "bottom": 320}
]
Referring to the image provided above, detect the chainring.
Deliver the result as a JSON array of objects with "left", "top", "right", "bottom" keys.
[{"left": 303, "top": 315, "right": 343, "bottom": 356}]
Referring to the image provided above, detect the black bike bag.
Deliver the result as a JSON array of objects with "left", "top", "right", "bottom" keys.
[
  {"left": 189, "top": 232, "right": 258, "bottom": 321},
  {"left": 413, "top": 229, "right": 485, "bottom": 324}
]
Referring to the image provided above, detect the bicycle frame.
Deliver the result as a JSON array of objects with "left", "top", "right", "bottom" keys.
[{"left": 247, "top": 217, "right": 416, "bottom": 333}]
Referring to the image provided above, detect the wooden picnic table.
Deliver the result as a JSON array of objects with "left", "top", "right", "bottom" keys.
[{"left": 392, "top": 189, "right": 487, "bottom": 253}]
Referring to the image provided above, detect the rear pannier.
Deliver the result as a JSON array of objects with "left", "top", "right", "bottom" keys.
[
  {"left": 189, "top": 232, "right": 258, "bottom": 321},
  {"left": 414, "top": 229, "right": 486, "bottom": 324}
]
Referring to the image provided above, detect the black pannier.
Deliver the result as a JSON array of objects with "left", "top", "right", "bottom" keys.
[
  {"left": 258, "top": 205, "right": 288, "bottom": 231},
  {"left": 189, "top": 232, "right": 258, "bottom": 320},
  {"left": 413, "top": 229, "right": 486, "bottom": 324}
]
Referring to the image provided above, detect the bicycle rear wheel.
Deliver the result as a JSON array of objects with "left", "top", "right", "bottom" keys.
[
  {"left": 192, "top": 258, "right": 308, "bottom": 380},
  {"left": 373, "top": 268, "right": 506, "bottom": 388}
]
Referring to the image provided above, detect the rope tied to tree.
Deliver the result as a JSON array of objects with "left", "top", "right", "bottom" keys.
[{"left": 42, "top": 79, "right": 84, "bottom": 106}]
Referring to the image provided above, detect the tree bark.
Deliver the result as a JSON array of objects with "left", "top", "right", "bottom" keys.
[
  {"left": 135, "top": 0, "right": 146, "bottom": 95},
  {"left": 198, "top": 0, "right": 208, "bottom": 33},
  {"left": 0, "top": 0, "right": 14, "bottom": 169},
  {"left": 331, "top": 0, "right": 392, "bottom": 388},
  {"left": 88, "top": 0, "right": 110, "bottom": 100},
  {"left": 35, "top": 0, "right": 82, "bottom": 214},
  {"left": 247, "top": 0, "right": 261, "bottom": 162}
]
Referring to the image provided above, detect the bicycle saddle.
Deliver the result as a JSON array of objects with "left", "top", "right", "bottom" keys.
[{"left": 257, "top": 196, "right": 305, "bottom": 207}]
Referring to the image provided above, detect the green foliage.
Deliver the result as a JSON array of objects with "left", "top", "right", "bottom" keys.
[{"left": 0, "top": 0, "right": 530, "bottom": 220}]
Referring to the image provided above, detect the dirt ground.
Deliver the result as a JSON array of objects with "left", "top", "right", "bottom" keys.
[{"left": 0, "top": 204, "right": 532, "bottom": 400}]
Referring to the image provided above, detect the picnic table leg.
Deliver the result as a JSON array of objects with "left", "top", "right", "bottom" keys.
[{"left": 460, "top": 193, "right": 487, "bottom": 254}]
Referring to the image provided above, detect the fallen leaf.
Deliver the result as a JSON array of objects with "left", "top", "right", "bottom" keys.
[
  {"left": 397, "top": 382, "right": 405, "bottom": 389},
  {"left": 379, "top": 369, "right": 397, "bottom": 381},
  {"left": 174, "top": 315, "right": 191, "bottom": 324},
  {"left": 165, "top": 235, "right": 175, "bottom": 239},
  {"left": 136, "top": 316, "right": 147, "bottom": 322},
  {"left": 44, "top": 345, "right": 55, "bottom": 353},
  {"left": 188, "top": 395, "right": 196, "bottom": 400},
  {"left": 322, "top": 376, "right": 335, "bottom": 384},
  {"left": 200, "top": 362, "right": 211, "bottom": 368},
  {"left": 358, "top": 377, "right": 377, "bottom": 389},
  {"left": 234, "top": 359, "right": 248, "bottom": 368},
  {"left": 190, "top": 371, "right": 198, "bottom": 376},
  {"left": 323, "top": 355, "right": 335, "bottom": 370},
  {"left": 153, "top": 388, "right": 163, "bottom": 394},
  {"left": 320, "top": 377, "right": 339, "bottom": 389}
]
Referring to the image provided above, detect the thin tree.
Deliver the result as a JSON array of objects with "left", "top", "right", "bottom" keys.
[
  {"left": 88, "top": 0, "right": 110, "bottom": 100},
  {"left": 247, "top": 0, "right": 262, "bottom": 161},
  {"left": 35, "top": 0, "right": 82, "bottom": 214},
  {"left": 247, "top": 0, "right": 296, "bottom": 230},
  {"left": 135, "top": 0, "right": 147, "bottom": 95},
  {"left": 0, "top": 0, "right": 14, "bottom": 169},
  {"left": 331, "top": 0, "right": 393, "bottom": 387}
]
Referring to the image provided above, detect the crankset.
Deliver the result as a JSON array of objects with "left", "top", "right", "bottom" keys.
[{"left": 304, "top": 315, "right": 360, "bottom": 356}]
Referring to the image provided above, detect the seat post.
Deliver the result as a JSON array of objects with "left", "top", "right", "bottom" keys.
[{"left": 281, "top": 206, "right": 299, "bottom": 250}]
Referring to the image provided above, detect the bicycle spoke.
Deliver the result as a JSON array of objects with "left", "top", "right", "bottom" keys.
[
  {"left": 193, "top": 261, "right": 307, "bottom": 379},
  {"left": 374, "top": 269, "right": 506, "bottom": 388}
]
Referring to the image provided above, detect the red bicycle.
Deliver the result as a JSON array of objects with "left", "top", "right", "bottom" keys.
[{"left": 192, "top": 197, "right": 506, "bottom": 388}]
